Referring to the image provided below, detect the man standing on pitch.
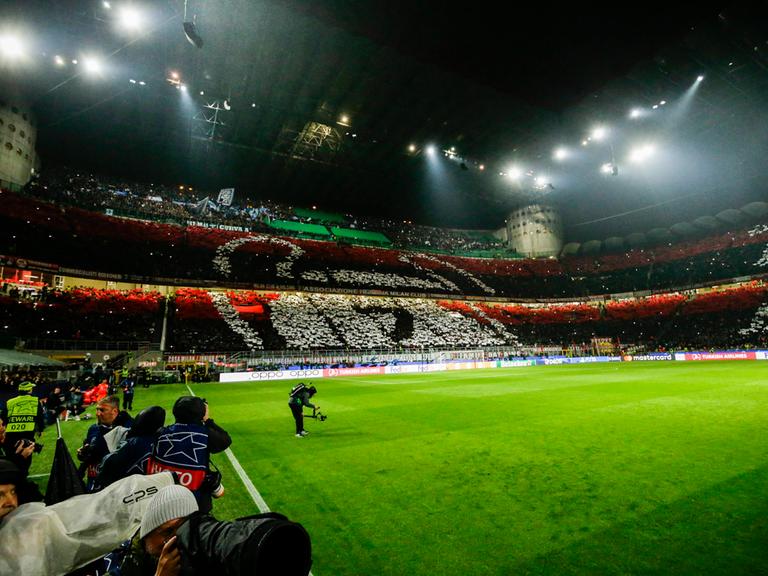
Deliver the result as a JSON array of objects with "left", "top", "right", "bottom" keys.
[{"left": 288, "top": 383, "right": 318, "bottom": 438}]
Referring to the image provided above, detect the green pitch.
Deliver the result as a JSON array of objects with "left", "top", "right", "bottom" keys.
[{"left": 31, "top": 361, "right": 768, "bottom": 575}]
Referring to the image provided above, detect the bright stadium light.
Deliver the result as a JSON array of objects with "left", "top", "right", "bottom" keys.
[
  {"left": 479, "top": 164, "right": 485, "bottom": 171},
  {"left": 628, "top": 143, "right": 656, "bottom": 163},
  {"left": 118, "top": 6, "right": 144, "bottom": 32},
  {"left": 0, "top": 33, "right": 24, "bottom": 60},
  {"left": 696, "top": 74, "right": 704, "bottom": 82},
  {"left": 507, "top": 166, "right": 522, "bottom": 179},
  {"left": 425, "top": 144, "right": 437, "bottom": 156},
  {"left": 581, "top": 139, "right": 589, "bottom": 146},
  {"left": 82, "top": 56, "right": 104, "bottom": 76},
  {"left": 179, "top": 84, "right": 187, "bottom": 92},
  {"left": 652, "top": 104, "right": 659, "bottom": 109},
  {"left": 629, "top": 108, "right": 642, "bottom": 119},
  {"left": 408, "top": 143, "right": 417, "bottom": 153},
  {"left": 659, "top": 100, "right": 666, "bottom": 106},
  {"left": 103, "top": 1, "right": 112, "bottom": 8},
  {"left": 54, "top": 54, "right": 66, "bottom": 66},
  {"left": 553, "top": 147, "right": 568, "bottom": 161},
  {"left": 591, "top": 126, "right": 608, "bottom": 141},
  {"left": 600, "top": 163, "right": 614, "bottom": 174}
]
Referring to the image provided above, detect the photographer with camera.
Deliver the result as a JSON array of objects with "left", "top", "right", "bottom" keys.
[
  {"left": 288, "top": 383, "right": 321, "bottom": 438},
  {"left": 2, "top": 381, "right": 45, "bottom": 475},
  {"left": 110, "top": 484, "right": 312, "bottom": 576},
  {"left": 0, "top": 414, "right": 42, "bottom": 478},
  {"left": 78, "top": 395, "right": 134, "bottom": 491},
  {"left": 147, "top": 397, "right": 231, "bottom": 514}
]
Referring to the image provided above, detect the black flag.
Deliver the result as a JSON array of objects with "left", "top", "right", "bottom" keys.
[{"left": 45, "top": 436, "right": 86, "bottom": 505}]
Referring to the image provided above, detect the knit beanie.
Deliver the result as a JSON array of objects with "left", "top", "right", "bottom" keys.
[
  {"left": 139, "top": 484, "right": 199, "bottom": 539},
  {"left": 172, "top": 396, "right": 206, "bottom": 424},
  {"left": 0, "top": 459, "right": 22, "bottom": 486}
]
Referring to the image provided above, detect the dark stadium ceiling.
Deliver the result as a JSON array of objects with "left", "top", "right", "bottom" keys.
[{"left": 2, "top": 0, "right": 768, "bottom": 239}]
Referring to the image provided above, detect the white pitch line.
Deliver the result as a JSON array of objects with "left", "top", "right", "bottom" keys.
[
  {"left": 185, "top": 384, "right": 315, "bottom": 575},
  {"left": 185, "top": 383, "right": 270, "bottom": 511}
]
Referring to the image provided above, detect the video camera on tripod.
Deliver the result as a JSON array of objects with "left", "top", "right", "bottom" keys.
[{"left": 306, "top": 407, "right": 327, "bottom": 422}]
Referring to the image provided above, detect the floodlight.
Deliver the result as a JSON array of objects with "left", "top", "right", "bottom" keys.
[
  {"left": 629, "top": 108, "right": 642, "bottom": 119},
  {"left": 118, "top": 6, "right": 143, "bottom": 31},
  {"left": 339, "top": 114, "right": 349, "bottom": 125},
  {"left": 553, "top": 147, "right": 568, "bottom": 161},
  {"left": 129, "top": 78, "right": 137, "bottom": 84},
  {"left": 103, "top": 1, "right": 112, "bottom": 8},
  {"left": 408, "top": 144, "right": 417, "bottom": 153},
  {"left": 591, "top": 126, "right": 607, "bottom": 141},
  {"left": 581, "top": 139, "right": 588, "bottom": 146},
  {"left": 138, "top": 80, "right": 146, "bottom": 85},
  {"left": 0, "top": 34, "right": 24, "bottom": 60},
  {"left": 628, "top": 144, "right": 656, "bottom": 163},
  {"left": 450, "top": 146, "right": 456, "bottom": 152},
  {"left": 426, "top": 144, "right": 437, "bottom": 156},
  {"left": 659, "top": 100, "right": 666, "bottom": 106},
  {"left": 54, "top": 54, "right": 66, "bottom": 66},
  {"left": 82, "top": 56, "right": 103, "bottom": 76},
  {"left": 72, "top": 59, "right": 78, "bottom": 64},
  {"left": 179, "top": 84, "right": 187, "bottom": 92},
  {"left": 170, "top": 71, "right": 179, "bottom": 80},
  {"left": 652, "top": 104, "right": 659, "bottom": 109},
  {"left": 600, "top": 163, "right": 613, "bottom": 174},
  {"left": 251, "top": 102, "right": 256, "bottom": 107},
  {"left": 507, "top": 166, "right": 522, "bottom": 179},
  {"left": 199, "top": 90, "right": 204, "bottom": 95},
  {"left": 479, "top": 164, "right": 485, "bottom": 171},
  {"left": 696, "top": 75, "right": 704, "bottom": 82},
  {"left": 534, "top": 176, "right": 546, "bottom": 185}
]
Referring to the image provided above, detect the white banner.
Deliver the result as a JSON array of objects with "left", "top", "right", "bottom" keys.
[
  {"left": 217, "top": 188, "right": 235, "bottom": 206},
  {"left": 219, "top": 368, "right": 324, "bottom": 382}
]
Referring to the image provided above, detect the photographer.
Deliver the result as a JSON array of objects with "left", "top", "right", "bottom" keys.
[
  {"left": 78, "top": 395, "right": 134, "bottom": 491},
  {"left": 288, "top": 384, "right": 318, "bottom": 438},
  {"left": 147, "top": 397, "right": 231, "bottom": 513},
  {"left": 111, "top": 484, "right": 312, "bottom": 576}
]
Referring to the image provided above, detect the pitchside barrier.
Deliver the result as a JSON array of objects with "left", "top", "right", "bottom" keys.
[{"left": 218, "top": 350, "right": 768, "bottom": 382}]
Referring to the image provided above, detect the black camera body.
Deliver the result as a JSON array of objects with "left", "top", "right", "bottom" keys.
[
  {"left": 20, "top": 439, "right": 43, "bottom": 453},
  {"left": 175, "top": 512, "right": 312, "bottom": 576}
]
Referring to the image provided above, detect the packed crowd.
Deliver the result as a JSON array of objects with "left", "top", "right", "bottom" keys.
[
  {"left": 21, "top": 167, "right": 508, "bottom": 253},
  {"left": 4, "top": 185, "right": 768, "bottom": 299}
]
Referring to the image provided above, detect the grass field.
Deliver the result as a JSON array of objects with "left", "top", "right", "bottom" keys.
[{"left": 30, "top": 361, "right": 768, "bottom": 575}]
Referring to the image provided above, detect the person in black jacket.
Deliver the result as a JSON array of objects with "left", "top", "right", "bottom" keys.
[
  {"left": 96, "top": 405, "right": 166, "bottom": 489},
  {"left": 147, "top": 396, "right": 231, "bottom": 513},
  {"left": 288, "top": 384, "right": 318, "bottom": 438}
]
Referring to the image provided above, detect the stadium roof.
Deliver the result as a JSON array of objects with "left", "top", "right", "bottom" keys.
[{"left": 2, "top": 0, "right": 767, "bottom": 239}]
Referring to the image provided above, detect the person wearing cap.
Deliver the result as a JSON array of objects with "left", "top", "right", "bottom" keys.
[
  {"left": 104, "top": 484, "right": 200, "bottom": 576},
  {"left": 147, "top": 396, "right": 231, "bottom": 513},
  {"left": 2, "top": 381, "right": 45, "bottom": 475},
  {"left": 0, "top": 460, "right": 42, "bottom": 523},
  {"left": 78, "top": 395, "right": 134, "bottom": 492}
]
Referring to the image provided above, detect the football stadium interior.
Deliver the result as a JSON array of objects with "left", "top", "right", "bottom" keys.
[{"left": 0, "top": 1, "right": 767, "bottom": 575}]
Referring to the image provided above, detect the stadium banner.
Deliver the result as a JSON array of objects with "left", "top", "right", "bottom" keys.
[
  {"left": 673, "top": 351, "right": 763, "bottom": 361},
  {"left": 621, "top": 353, "right": 673, "bottom": 362},
  {"left": 217, "top": 188, "right": 235, "bottom": 206},
  {"left": 497, "top": 360, "right": 537, "bottom": 368},
  {"left": 322, "top": 367, "right": 386, "bottom": 377},
  {"left": 219, "top": 368, "right": 324, "bottom": 382},
  {"left": 536, "top": 356, "right": 622, "bottom": 366}
]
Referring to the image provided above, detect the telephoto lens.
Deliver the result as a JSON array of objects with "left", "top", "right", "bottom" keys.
[{"left": 176, "top": 511, "right": 312, "bottom": 576}]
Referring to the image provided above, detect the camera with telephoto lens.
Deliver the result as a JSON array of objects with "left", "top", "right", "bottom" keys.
[
  {"left": 200, "top": 467, "right": 224, "bottom": 499},
  {"left": 175, "top": 511, "right": 312, "bottom": 576},
  {"left": 310, "top": 408, "right": 327, "bottom": 422}
]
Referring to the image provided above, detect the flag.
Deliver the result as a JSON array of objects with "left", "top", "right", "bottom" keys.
[
  {"left": 217, "top": 187, "right": 235, "bottom": 206},
  {"left": 45, "top": 436, "right": 86, "bottom": 505},
  {"left": 191, "top": 196, "right": 210, "bottom": 216}
]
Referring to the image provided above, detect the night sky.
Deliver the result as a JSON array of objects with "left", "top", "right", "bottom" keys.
[{"left": 2, "top": 0, "right": 767, "bottom": 241}]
